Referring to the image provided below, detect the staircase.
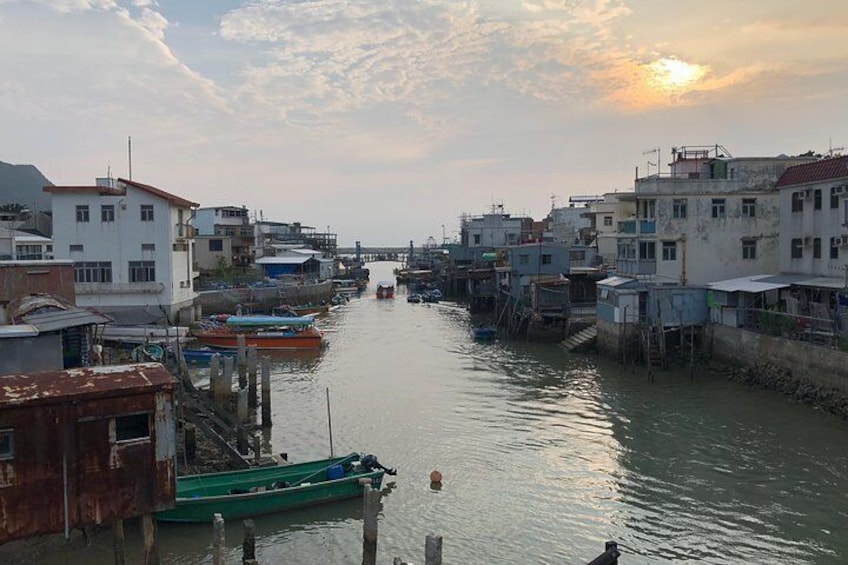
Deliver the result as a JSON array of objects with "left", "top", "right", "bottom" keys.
[
  {"left": 560, "top": 324, "right": 597, "bottom": 352},
  {"left": 643, "top": 329, "right": 663, "bottom": 369}
]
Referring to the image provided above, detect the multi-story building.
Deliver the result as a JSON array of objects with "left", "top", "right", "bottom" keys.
[
  {"left": 194, "top": 206, "right": 254, "bottom": 268},
  {"left": 46, "top": 177, "right": 199, "bottom": 324},
  {"left": 618, "top": 145, "right": 813, "bottom": 285},
  {"left": 584, "top": 192, "right": 636, "bottom": 266},
  {"left": 460, "top": 205, "right": 533, "bottom": 249},
  {"left": 547, "top": 196, "right": 600, "bottom": 244},
  {"left": 777, "top": 155, "right": 848, "bottom": 284}
]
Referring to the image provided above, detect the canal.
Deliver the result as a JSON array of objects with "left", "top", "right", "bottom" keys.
[{"left": 23, "top": 262, "right": 848, "bottom": 564}]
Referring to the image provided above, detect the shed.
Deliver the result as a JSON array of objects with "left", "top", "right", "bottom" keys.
[
  {"left": 707, "top": 274, "right": 790, "bottom": 327},
  {"left": 596, "top": 276, "right": 643, "bottom": 324},
  {"left": 255, "top": 256, "right": 319, "bottom": 278},
  {"left": 647, "top": 286, "right": 709, "bottom": 328},
  {"left": 0, "top": 363, "right": 176, "bottom": 542}
]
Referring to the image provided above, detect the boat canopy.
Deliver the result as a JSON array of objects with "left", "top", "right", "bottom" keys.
[{"left": 225, "top": 315, "right": 315, "bottom": 327}]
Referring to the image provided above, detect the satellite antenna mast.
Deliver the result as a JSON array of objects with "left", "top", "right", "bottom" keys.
[{"left": 128, "top": 136, "right": 133, "bottom": 180}]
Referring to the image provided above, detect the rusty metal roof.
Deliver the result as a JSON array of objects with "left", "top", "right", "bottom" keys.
[{"left": 0, "top": 363, "right": 176, "bottom": 407}]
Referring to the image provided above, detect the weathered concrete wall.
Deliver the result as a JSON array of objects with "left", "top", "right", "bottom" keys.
[
  {"left": 194, "top": 280, "right": 334, "bottom": 315},
  {"left": 706, "top": 324, "right": 848, "bottom": 392},
  {"left": 597, "top": 318, "right": 640, "bottom": 359}
]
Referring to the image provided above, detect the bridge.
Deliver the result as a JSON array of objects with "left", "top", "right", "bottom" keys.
[{"left": 337, "top": 247, "right": 409, "bottom": 261}]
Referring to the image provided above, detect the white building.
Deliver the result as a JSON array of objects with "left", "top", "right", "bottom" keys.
[
  {"left": 584, "top": 192, "right": 636, "bottom": 265},
  {"left": 0, "top": 228, "right": 53, "bottom": 260},
  {"left": 46, "top": 177, "right": 200, "bottom": 324},
  {"left": 619, "top": 145, "right": 813, "bottom": 285},
  {"left": 778, "top": 156, "right": 848, "bottom": 283},
  {"left": 460, "top": 205, "right": 532, "bottom": 249},
  {"left": 548, "top": 196, "right": 600, "bottom": 244}
]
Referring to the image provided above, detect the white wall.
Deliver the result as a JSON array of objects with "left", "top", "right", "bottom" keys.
[{"left": 780, "top": 181, "right": 848, "bottom": 277}]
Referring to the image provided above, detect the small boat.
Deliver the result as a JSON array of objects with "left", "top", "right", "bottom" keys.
[
  {"left": 177, "top": 347, "right": 237, "bottom": 366},
  {"left": 407, "top": 294, "right": 423, "bottom": 303},
  {"left": 472, "top": 326, "right": 497, "bottom": 340},
  {"left": 332, "top": 279, "right": 362, "bottom": 296},
  {"left": 156, "top": 453, "right": 396, "bottom": 523},
  {"left": 194, "top": 315, "right": 323, "bottom": 350},
  {"left": 376, "top": 282, "right": 395, "bottom": 299}
]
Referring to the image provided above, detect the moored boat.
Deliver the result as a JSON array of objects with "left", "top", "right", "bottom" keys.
[
  {"left": 194, "top": 315, "right": 323, "bottom": 350},
  {"left": 472, "top": 326, "right": 497, "bottom": 340},
  {"left": 156, "top": 453, "right": 396, "bottom": 523},
  {"left": 376, "top": 281, "right": 395, "bottom": 299},
  {"left": 101, "top": 325, "right": 191, "bottom": 345}
]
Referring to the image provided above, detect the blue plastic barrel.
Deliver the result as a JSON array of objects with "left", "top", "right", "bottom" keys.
[{"left": 327, "top": 464, "right": 344, "bottom": 480}]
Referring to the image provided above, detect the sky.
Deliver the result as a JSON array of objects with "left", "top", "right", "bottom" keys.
[{"left": 1, "top": 1, "right": 847, "bottom": 246}]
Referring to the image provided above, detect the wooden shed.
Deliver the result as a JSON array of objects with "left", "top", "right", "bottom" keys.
[{"left": 0, "top": 363, "right": 176, "bottom": 542}]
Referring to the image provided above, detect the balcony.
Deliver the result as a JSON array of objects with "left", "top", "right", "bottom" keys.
[
  {"left": 76, "top": 282, "right": 165, "bottom": 295},
  {"left": 617, "top": 220, "right": 656, "bottom": 235},
  {"left": 616, "top": 258, "right": 657, "bottom": 276}
]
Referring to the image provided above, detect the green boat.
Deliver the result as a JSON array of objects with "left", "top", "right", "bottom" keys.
[{"left": 157, "top": 453, "right": 395, "bottom": 523}]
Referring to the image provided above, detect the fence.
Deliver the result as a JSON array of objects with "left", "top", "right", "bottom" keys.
[{"left": 737, "top": 308, "right": 847, "bottom": 350}]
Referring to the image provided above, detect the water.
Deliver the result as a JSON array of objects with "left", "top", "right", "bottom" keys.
[{"left": 20, "top": 262, "right": 848, "bottom": 564}]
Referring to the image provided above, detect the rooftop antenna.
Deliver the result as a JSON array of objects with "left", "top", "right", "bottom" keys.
[
  {"left": 128, "top": 136, "right": 133, "bottom": 180},
  {"left": 642, "top": 147, "right": 660, "bottom": 176},
  {"left": 829, "top": 138, "right": 845, "bottom": 157},
  {"left": 550, "top": 194, "right": 557, "bottom": 210}
]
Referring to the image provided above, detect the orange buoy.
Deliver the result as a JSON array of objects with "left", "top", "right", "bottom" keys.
[{"left": 429, "top": 470, "right": 443, "bottom": 483}]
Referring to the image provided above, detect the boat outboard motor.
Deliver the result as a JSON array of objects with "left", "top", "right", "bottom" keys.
[{"left": 361, "top": 454, "right": 397, "bottom": 476}]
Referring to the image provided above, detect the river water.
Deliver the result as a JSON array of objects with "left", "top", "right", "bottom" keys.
[{"left": 27, "top": 262, "right": 848, "bottom": 564}]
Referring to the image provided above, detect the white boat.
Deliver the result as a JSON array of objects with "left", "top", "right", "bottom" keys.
[{"left": 100, "top": 325, "right": 191, "bottom": 345}]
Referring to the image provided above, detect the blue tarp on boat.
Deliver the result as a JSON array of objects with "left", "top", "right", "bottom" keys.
[{"left": 225, "top": 315, "right": 315, "bottom": 327}]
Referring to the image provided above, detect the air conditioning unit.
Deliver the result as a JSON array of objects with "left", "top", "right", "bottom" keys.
[
  {"left": 832, "top": 237, "right": 843, "bottom": 247},
  {"left": 803, "top": 189, "right": 813, "bottom": 199},
  {"left": 839, "top": 237, "right": 848, "bottom": 247},
  {"left": 803, "top": 236, "right": 813, "bottom": 246},
  {"left": 834, "top": 186, "right": 846, "bottom": 195}
]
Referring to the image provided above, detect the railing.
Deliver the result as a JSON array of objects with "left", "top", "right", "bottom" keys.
[
  {"left": 730, "top": 307, "right": 845, "bottom": 350},
  {"left": 616, "top": 258, "right": 656, "bottom": 275},
  {"left": 639, "top": 220, "right": 656, "bottom": 234},
  {"left": 76, "top": 282, "right": 165, "bottom": 294},
  {"left": 618, "top": 220, "right": 636, "bottom": 234}
]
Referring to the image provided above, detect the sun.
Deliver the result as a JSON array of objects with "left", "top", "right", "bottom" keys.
[{"left": 646, "top": 57, "right": 708, "bottom": 91}]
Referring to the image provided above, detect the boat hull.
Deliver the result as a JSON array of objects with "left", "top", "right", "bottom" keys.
[
  {"left": 156, "top": 454, "right": 385, "bottom": 523},
  {"left": 194, "top": 332, "right": 322, "bottom": 350}
]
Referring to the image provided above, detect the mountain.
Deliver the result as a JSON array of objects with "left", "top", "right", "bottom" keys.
[{"left": 0, "top": 161, "right": 54, "bottom": 212}]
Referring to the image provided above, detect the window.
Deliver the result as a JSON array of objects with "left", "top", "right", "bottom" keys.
[
  {"left": 741, "top": 198, "right": 756, "bottom": 218},
  {"left": 209, "top": 239, "right": 223, "bottom": 252},
  {"left": 662, "top": 241, "right": 676, "bottom": 261},
  {"left": 473, "top": 234, "right": 480, "bottom": 244},
  {"left": 639, "top": 241, "right": 656, "bottom": 260},
  {"left": 129, "top": 260, "right": 155, "bottom": 282},
  {"left": 791, "top": 238, "right": 803, "bottom": 259},
  {"left": 0, "top": 429, "right": 13, "bottom": 461},
  {"left": 101, "top": 204, "right": 115, "bottom": 222},
  {"left": 518, "top": 254, "right": 529, "bottom": 265},
  {"left": 173, "top": 242, "right": 188, "bottom": 252},
  {"left": 639, "top": 199, "right": 656, "bottom": 219},
  {"left": 541, "top": 254, "right": 552, "bottom": 265},
  {"left": 711, "top": 199, "right": 726, "bottom": 218},
  {"left": 141, "top": 243, "right": 156, "bottom": 252},
  {"left": 742, "top": 239, "right": 757, "bottom": 260},
  {"left": 831, "top": 238, "right": 840, "bottom": 259},
  {"left": 813, "top": 238, "right": 822, "bottom": 259},
  {"left": 831, "top": 187, "right": 841, "bottom": 209},
  {"left": 76, "top": 205, "right": 90, "bottom": 222},
  {"left": 74, "top": 261, "right": 112, "bottom": 283},
  {"left": 603, "top": 216, "right": 613, "bottom": 226},
  {"left": 140, "top": 205, "right": 154, "bottom": 222},
  {"left": 672, "top": 199, "right": 687, "bottom": 219},
  {"left": 814, "top": 189, "right": 822, "bottom": 210},
  {"left": 792, "top": 192, "right": 804, "bottom": 212},
  {"left": 70, "top": 244, "right": 83, "bottom": 253},
  {"left": 115, "top": 413, "right": 150, "bottom": 442}
]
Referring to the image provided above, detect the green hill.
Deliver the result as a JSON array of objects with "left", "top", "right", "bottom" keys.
[{"left": 0, "top": 161, "right": 53, "bottom": 212}]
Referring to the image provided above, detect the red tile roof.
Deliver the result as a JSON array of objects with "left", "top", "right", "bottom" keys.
[
  {"left": 775, "top": 156, "right": 848, "bottom": 188},
  {"left": 43, "top": 185, "right": 125, "bottom": 196},
  {"left": 118, "top": 178, "right": 199, "bottom": 208}
]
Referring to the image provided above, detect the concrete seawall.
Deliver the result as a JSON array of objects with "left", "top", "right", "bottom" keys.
[{"left": 194, "top": 281, "right": 335, "bottom": 315}]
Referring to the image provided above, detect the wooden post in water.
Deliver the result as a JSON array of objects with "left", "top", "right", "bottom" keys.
[
  {"left": 361, "top": 484, "right": 379, "bottom": 565},
  {"left": 209, "top": 353, "right": 221, "bottom": 402},
  {"left": 237, "top": 334, "right": 248, "bottom": 389},
  {"left": 261, "top": 356, "right": 272, "bottom": 428},
  {"left": 212, "top": 513, "right": 225, "bottom": 565},
  {"left": 242, "top": 519, "right": 258, "bottom": 565},
  {"left": 220, "top": 356, "right": 235, "bottom": 408},
  {"left": 141, "top": 513, "right": 159, "bottom": 565},
  {"left": 424, "top": 533, "right": 443, "bottom": 565},
  {"left": 238, "top": 386, "right": 249, "bottom": 423},
  {"left": 113, "top": 519, "right": 126, "bottom": 565},
  {"left": 253, "top": 434, "right": 261, "bottom": 464},
  {"left": 247, "top": 345, "right": 258, "bottom": 408},
  {"left": 689, "top": 324, "right": 695, "bottom": 379}
]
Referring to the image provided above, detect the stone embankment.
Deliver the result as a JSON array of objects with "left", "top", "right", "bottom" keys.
[{"left": 724, "top": 362, "right": 848, "bottom": 419}]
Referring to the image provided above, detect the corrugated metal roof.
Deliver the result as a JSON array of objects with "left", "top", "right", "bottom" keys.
[
  {"left": 0, "top": 324, "right": 39, "bottom": 338},
  {"left": 598, "top": 276, "right": 639, "bottom": 287},
  {"left": 0, "top": 363, "right": 175, "bottom": 407},
  {"left": 707, "top": 275, "right": 788, "bottom": 293},
  {"left": 775, "top": 156, "right": 848, "bottom": 187},
  {"left": 255, "top": 256, "right": 310, "bottom": 265},
  {"left": 21, "top": 308, "right": 111, "bottom": 332},
  {"left": 794, "top": 276, "right": 846, "bottom": 290}
]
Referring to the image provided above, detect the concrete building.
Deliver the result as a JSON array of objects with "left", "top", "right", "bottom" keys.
[
  {"left": 584, "top": 192, "right": 636, "bottom": 266},
  {"left": 193, "top": 234, "right": 234, "bottom": 272},
  {"left": 618, "top": 145, "right": 814, "bottom": 285},
  {"left": 45, "top": 178, "right": 199, "bottom": 324},
  {"left": 194, "top": 206, "right": 254, "bottom": 267},
  {"left": 460, "top": 205, "right": 533, "bottom": 249},
  {"left": 547, "top": 196, "right": 600, "bottom": 244}
]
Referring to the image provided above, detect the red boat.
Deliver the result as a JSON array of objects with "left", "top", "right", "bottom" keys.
[
  {"left": 376, "top": 281, "right": 394, "bottom": 299},
  {"left": 194, "top": 315, "right": 323, "bottom": 350}
]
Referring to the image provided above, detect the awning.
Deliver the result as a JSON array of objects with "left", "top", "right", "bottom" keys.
[
  {"left": 255, "top": 256, "right": 310, "bottom": 265},
  {"left": 794, "top": 277, "right": 847, "bottom": 290},
  {"left": 598, "top": 276, "right": 638, "bottom": 287}
]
